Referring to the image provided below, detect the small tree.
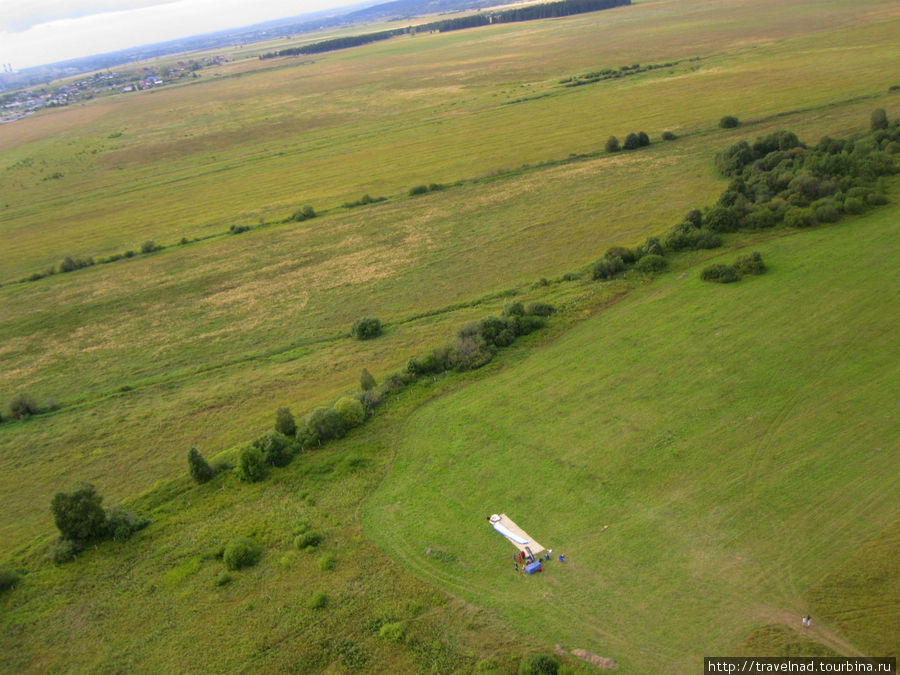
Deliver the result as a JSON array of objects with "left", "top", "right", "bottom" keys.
[
  {"left": 275, "top": 407, "right": 296, "bottom": 436},
  {"left": 870, "top": 108, "right": 888, "bottom": 131},
  {"left": 637, "top": 131, "right": 650, "bottom": 147},
  {"left": 236, "top": 446, "right": 266, "bottom": 482},
  {"left": 350, "top": 317, "right": 382, "bottom": 340},
  {"left": 662, "top": 131, "right": 677, "bottom": 141},
  {"left": 719, "top": 115, "right": 740, "bottom": 129},
  {"left": 188, "top": 447, "right": 215, "bottom": 483},
  {"left": 51, "top": 483, "right": 107, "bottom": 543},
  {"left": 623, "top": 132, "right": 641, "bottom": 150},
  {"left": 360, "top": 368, "right": 377, "bottom": 391},
  {"left": 605, "top": 136, "right": 620, "bottom": 153}
]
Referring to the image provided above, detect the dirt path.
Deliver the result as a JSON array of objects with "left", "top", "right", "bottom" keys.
[{"left": 769, "top": 609, "right": 863, "bottom": 657}]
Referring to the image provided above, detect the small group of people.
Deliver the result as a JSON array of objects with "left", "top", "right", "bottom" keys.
[
  {"left": 802, "top": 615, "right": 812, "bottom": 628},
  {"left": 513, "top": 550, "right": 564, "bottom": 571}
]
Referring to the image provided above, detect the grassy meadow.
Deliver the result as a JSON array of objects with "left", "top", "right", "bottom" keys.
[
  {"left": 364, "top": 204, "right": 900, "bottom": 671},
  {"left": 1, "top": 0, "right": 898, "bottom": 671}
]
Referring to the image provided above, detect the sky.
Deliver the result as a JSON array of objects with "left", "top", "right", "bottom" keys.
[{"left": 0, "top": 0, "right": 356, "bottom": 70}]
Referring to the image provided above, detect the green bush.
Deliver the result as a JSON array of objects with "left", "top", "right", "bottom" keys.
[
  {"left": 592, "top": 254, "right": 624, "bottom": 280},
  {"left": 606, "top": 246, "right": 635, "bottom": 264},
  {"left": 743, "top": 207, "right": 779, "bottom": 229},
  {"left": 604, "top": 136, "right": 620, "bottom": 153},
  {"left": 0, "top": 568, "right": 20, "bottom": 592},
  {"left": 350, "top": 316, "right": 382, "bottom": 340},
  {"left": 719, "top": 115, "right": 740, "bottom": 129},
  {"left": 317, "top": 553, "right": 335, "bottom": 571},
  {"left": 235, "top": 446, "right": 266, "bottom": 482},
  {"left": 525, "top": 302, "right": 555, "bottom": 317},
  {"left": 300, "top": 407, "right": 347, "bottom": 445},
  {"left": 623, "top": 132, "right": 641, "bottom": 150},
  {"left": 408, "top": 184, "right": 429, "bottom": 196},
  {"left": 733, "top": 252, "right": 767, "bottom": 275},
  {"left": 784, "top": 207, "right": 816, "bottom": 228},
  {"left": 295, "top": 530, "right": 323, "bottom": 550},
  {"left": 308, "top": 590, "right": 328, "bottom": 609},
  {"left": 379, "top": 622, "right": 405, "bottom": 643},
  {"left": 815, "top": 204, "right": 840, "bottom": 223},
  {"left": 51, "top": 483, "right": 108, "bottom": 543},
  {"left": 684, "top": 209, "right": 703, "bottom": 227},
  {"left": 501, "top": 301, "right": 525, "bottom": 317},
  {"left": 106, "top": 505, "right": 149, "bottom": 541},
  {"left": 518, "top": 653, "right": 559, "bottom": 675},
  {"left": 140, "top": 240, "right": 159, "bottom": 254},
  {"left": 223, "top": 537, "right": 262, "bottom": 570},
  {"left": 188, "top": 447, "right": 215, "bottom": 483},
  {"left": 662, "top": 131, "right": 677, "bottom": 141},
  {"left": 867, "top": 192, "right": 888, "bottom": 206},
  {"left": 275, "top": 407, "right": 296, "bottom": 436},
  {"left": 634, "top": 254, "right": 668, "bottom": 273},
  {"left": 449, "top": 334, "right": 493, "bottom": 371},
  {"left": 360, "top": 368, "right": 377, "bottom": 391},
  {"left": 701, "top": 264, "right": 741, "bottom": 283},
  {"left": 870, "top": 108, "right": 888, "bottom": 131},
  {"left": 290, "top": 205, "right": 316, "bottom": 221},
  {"left": 704, "top": 206, "right": 739, "bottom": 232},
  {"left": 407, "top": 348, "right": 450, "bottom": 376},
  {"left": 9, "top": 393, "right": 40, "bottom": 420},
  {"left": 254, "top": 431, "right": 293, "bottom": 467},
  {"left": 843, "top": 197, "right": 864, "bottom": 214},
  {"left": 49, "top": 538, "right": 80, "bottom": 564},
  {"left": 638, "top": 131, "right": 650, "bottom": 147},
  {"left": 334, "top": 396, "right": 365, "bottom": 429},
  {"left": 636, "top": 236, "right": 664, "bottom": 257}
]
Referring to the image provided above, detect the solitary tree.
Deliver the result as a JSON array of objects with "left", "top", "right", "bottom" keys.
[
  {"left": 870, "top": 108, "right": 888, "bottom": 131},
  {"left": 50, "top": 483, "right": 107, "bottom": 542},
  {"left": 350, "top": 317, "right": 382, "bottom": 340},
  {"left": 719, "top": 115, "right": 740, "bottom": 129},
  {"left": 187, "top": 447, "right": 215, "bottom": 483}
]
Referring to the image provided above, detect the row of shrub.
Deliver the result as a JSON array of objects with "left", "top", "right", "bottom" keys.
[
  {"left": 408, "top": 183, "right": 444, "bottom": 196},
  {"left": 186, "top": 302, "right": 554, "bottom": 486},
  {"left": 343, "top": 193, "right": 386, "bottom": 208},
  {"left": 701, "top": 252, "right": 767, "bottom": 284},
  {"left": 560, "top": 59, "right": 682, "bottom": 87},
  {"left": 605, "top": 131, "right": 650, "bottom": 153}
]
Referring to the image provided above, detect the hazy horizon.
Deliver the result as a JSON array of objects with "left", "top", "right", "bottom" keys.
[{"left": 0, "top": 0, "right": 359, "bottom": 71}]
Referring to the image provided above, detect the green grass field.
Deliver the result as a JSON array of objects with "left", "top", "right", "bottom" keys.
[
  {"left": 1, "top": 0, "right": 898, "bottom": 670},
  {"left": 364, "top": 205, "right": 900, "bottom": 671}
]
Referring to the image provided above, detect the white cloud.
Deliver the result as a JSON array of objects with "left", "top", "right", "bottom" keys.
[
  {"left": 0, "top": 0, "right": 178, "bottom": 32},
  {"left": 0, "top": 0, "right": 351, "bottom": 70}
]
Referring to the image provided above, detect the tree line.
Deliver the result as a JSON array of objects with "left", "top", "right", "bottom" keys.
[{"left": 261, "top": 0, "right": 630, "bottom": 59}]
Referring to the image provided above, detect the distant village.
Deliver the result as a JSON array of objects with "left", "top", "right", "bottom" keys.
[{"left": 0, "top": 56, "right": 226, "bottom": 124}]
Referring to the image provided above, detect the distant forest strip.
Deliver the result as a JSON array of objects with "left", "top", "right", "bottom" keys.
[{"left": 261, "top": 0, "right": 631, "bottom": 58}]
